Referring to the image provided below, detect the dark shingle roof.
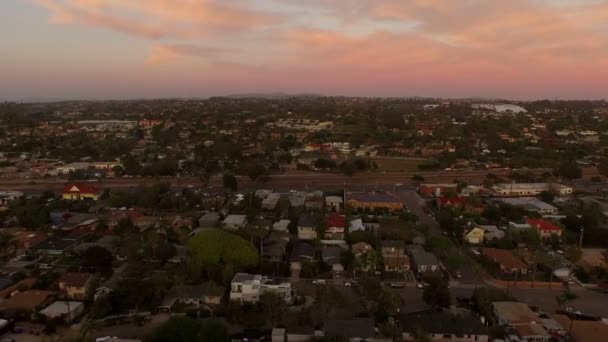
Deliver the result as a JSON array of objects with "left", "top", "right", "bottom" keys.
[
  {"left": 324, "top": 318, "right": 375, "bottom": 339},
  {"left": 290, "top": 241, "right": 316, "bottom": 262},
  {"left": 297, "top": 214, "right": 316, "bottom": 228},
  {"left": 397, "top": 310, "right": 488, "bottom": 336}
]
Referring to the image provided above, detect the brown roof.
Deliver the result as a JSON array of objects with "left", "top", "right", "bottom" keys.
[
  {"left": 384, "top": 256, "right": 410, "bottom": 268},
  {"left": 58, "top": 272, "right": 92, "bottom": 288},
  {"left": 554, "top": 315, "right": 608, "bottom": 342},
  {"left": 481, "top": 248, "right": 527, "bottom": 271},
  {"left": 0, "top": 278, "right": 37, "bottom": 299},
  {"left": 0, "top": 290, "right": 54, "bottom": 311}
]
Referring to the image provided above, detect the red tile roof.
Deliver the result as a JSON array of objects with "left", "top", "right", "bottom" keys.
[
  {"left": 58, "top": 272, "right": 92, "bottom": 288},
  {"left": 439, "top": 197, "right": 467, "bottom": 206},
  {"left": 63, "top": 183, "right": 100, "bottom": 194},
  {"left": 527, "top": 219, "right": 561, "bottom": 232},
  {"left": 481, "top": 248, "right": 527, "bottom": 271},
  {"left": 326, "top": 214, "right": 345, "bottom": 228}
]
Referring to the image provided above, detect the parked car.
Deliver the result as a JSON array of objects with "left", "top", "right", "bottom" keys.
[
  {"left": 312, "top": 279, "right": 326, "bottom": 285},
  {"left": 390, "top": 282, "right": 406, "bottom": 288}
]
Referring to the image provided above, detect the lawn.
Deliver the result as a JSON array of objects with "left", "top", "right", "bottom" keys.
[{"left": 372, "top": 157, "right": 429, "bottom": 172}]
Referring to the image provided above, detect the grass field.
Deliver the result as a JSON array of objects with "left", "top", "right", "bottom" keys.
[{"left": 372, "top": 157, "right": 429, "bottom": 172}]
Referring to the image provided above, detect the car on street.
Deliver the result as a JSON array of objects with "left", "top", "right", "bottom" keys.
[
  {"left": 312, "top": 279, "right": 326, "bottom": 285},
  {"left": 390, "top": 282, "right": 406, "bottom": 288}
]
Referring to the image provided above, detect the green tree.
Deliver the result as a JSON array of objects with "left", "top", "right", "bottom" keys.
[
  {"left": 412, "top": 327, "right": 432, "bottom": 342},
  {"left": 340, "top": 161, "right": 356, "bottom": 179},
  {"left": 260, "top": 292, "right": 288, "bottom": 327},
  {"left": 222, "top": 173, "right": 238, "bottom": 192},
  {"left": 187, "top": 229, "right": 258, "bottom": 275},
  {"left": 554, "top": 160, "right": 582, "bottom": 180},
  {"left": 146, "top": 316, "right": 228, "bottom": 342},
  {"left": 472, "top": 287, "right": 512, "bottom": 322},
  {"left": 422, "top": 276, "right": 451, "bottom": 309},
  {"left": 539, "top": 190, "right": 555, "bottom": 203},
  {"left": 82, "top": 246, "right": 113, "bottom": 277}
]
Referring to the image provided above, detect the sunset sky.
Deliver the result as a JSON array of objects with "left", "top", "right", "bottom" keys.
[{"left": 2, "top": 0, "right": 608, "bottom": 100}]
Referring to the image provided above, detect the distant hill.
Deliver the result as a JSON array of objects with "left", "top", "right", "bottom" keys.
[{"left": 226, "top": 92, "right": 323, "bottom": 99}]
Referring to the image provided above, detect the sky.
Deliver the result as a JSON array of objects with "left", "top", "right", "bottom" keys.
[{"left": 1, "top": 0, "right": 608, "bottom": 100}]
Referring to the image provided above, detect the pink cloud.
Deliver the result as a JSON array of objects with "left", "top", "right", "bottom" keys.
[{"left": 30, "top": 0, "right": 608, "bottom": 98}]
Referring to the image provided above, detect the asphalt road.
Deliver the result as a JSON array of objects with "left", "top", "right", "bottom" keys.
[{"left": 0, "top": 167, "right": 575, "bottom": 193}]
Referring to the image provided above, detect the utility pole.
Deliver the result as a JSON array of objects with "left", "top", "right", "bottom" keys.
[{"left": 579, "top": 227, "right": 584, "bottom": 249}]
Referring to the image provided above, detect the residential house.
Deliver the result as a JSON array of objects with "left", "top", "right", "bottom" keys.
[
  {"left": 322, "top": 247, "right": 344, "bottom": 274},
  {"left": 493, "top": 302, "right": 551, "bottom": 342},
  {"left": 222, "top": 215, "right": 247, "bottom": 231},
  {"left": 0, "top": 290, "right": 55, "bottom": 313},
  {"left": 229, "top": 273, "right": 292, "bottom": 303},
  {"left": 32, "top": 232, "right": 88, "bottom": 255},
  {"left": 325, "top": 214, "right": 345, "bottom": 240},
  {"left": 39, "top": 301, "right": 85, "bottom": 323},
  {"left": 57, "top": 272, "right": 93, "bottom": 300},
  {"left": 437, "top": 197, "right": 467, "bottom": 210},
  {"left": 62, "top": 183, "right": 102, "bottom": 200},
  {"left": 0, "top": 190, "right": 22, "bottom": 206},
  {"left": 326, "top": 195, "right": 344, "bottom": 213},
  {"left": 263, "top": 238, "right": 288, "bottom": 263},
  {"left": 509, "top": 221, "right": 531, "bottom": 231},
  {"left": 397, "top": 310, "right": 489, "bottom": 342},
  {"left": 349, "top": 218, "right": 366, "bottom": 233},
  {"left": 198, "top": 212, "right": 221, "bottom": 229},
  {"left": 272, "top": 219, "right": 291, "bottom": 233},
  {"left": 381, "top": 240, "right": 410, "bottom": 273},
  {"left": 463, "top": 226, "right": 485, "bottom": 244},
  {"left": 481, "top": 248, "right": 528, "bottom": 275},
  {"left": 169, "top": 283, "right": 224, "bottom": 306},
  {"left": 480, "top": 225, "right": 505, "bottom": 241},
  {"left": 346, "top": 192, "right": 404, "bottom": 212},
  {"left": 290, "top": 241, "right": 316, "bottom": 279},
  {"left": 527, "top": 219, "right": 562, "bottom": 238},
  {"left": 262, "top": 193, "right": 281, "bottom": 210},
  {"left": 408, "top": 245, "right": 440, "bottom": 273},
  {"left": 297, "top": 215, "right": 318, "bottom": 240},
  {"left": 95, "top": 264, "right": 127, "bottom": 300},
  {"left": 305, "top": 192, "right": 325, "bottom": 210}
]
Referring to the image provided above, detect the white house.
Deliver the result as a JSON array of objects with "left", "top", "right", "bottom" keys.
[
  {"left": 230, "top": 273, "right": 292, "bottom": 304},
  {"left": 222, "top": 215, "right": 247, "bottom": 231}
]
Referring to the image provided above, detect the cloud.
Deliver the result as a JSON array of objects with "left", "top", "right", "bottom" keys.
[
  {"left": 31, "top": 0, "right": 608, "bottom": 98},
  {"left": 145, "top": 43, "right": 236, "bottom": 65},
  {"left": 35, "top": 0, "right": 280, "bottom": 39}
]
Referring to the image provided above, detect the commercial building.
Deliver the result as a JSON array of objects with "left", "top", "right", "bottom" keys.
[
  {"left": 62, "top": 183, "right": 102, "bottom": 200},
  {"left": 345, "top": 191, "right": 404, "bottom": 211},
  {"left": 492, "top": 183, "right": 573, "bottom": 197},
  {"left": 496, "top": 197, "right": 558, "bottom": 215}
]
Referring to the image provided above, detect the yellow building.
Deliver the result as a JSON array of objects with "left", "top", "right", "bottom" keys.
[
  {"left": 346, "top": 192, "right": 404, "bottom": 211},
  {"left": 62, "top": 183, "right": 101, "bottom": 201},
  {"left": 463, "top": 227, "right": 485, "bottom": 244}
]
